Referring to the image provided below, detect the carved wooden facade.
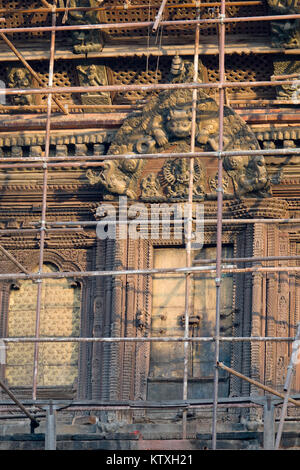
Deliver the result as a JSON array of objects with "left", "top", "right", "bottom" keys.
[{"left": 0, "top": 0, "right": 299, "bottom": 430}]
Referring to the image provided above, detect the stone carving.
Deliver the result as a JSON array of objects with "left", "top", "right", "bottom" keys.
[
  {"left": 77, "top": 64, "right": 112, "bottom": 105},
  {"left": 272, "top": 59, "right": 300, "bottom": 100},
  {"left": 7, "top": 68, "right": 33, "bottom": 106},
  {"left": 67, "top": 0, "right": 105, "bottom": 54},
  {"left": 267, "top": 0, "right": 300, "bottom": 49},
  {"left": 86, "top": 55, "right": 271, "bottom": 200}
]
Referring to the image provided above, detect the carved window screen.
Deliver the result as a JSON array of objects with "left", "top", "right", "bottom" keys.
[{"left": 5, "top": 263, "right": 81, "bottom": 388}]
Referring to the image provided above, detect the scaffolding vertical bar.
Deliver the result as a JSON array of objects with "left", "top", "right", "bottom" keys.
[
  {"left": 182, "top": 6, "right": 201, "bottom": 439},
  {"left": 32, "top": 2, "right": 57, "bottom": 400},
  {"left": 263, "top": 397, "right": 275, "bottom": 450},
  {"left": 212, "top": 0, "right": 226, "bottom": 450},
  {"left": 275, "top": 323, "right": 300, "bottom": 449},
  {"left": 45, "top": 401, "right": 57, "bottom": 450}
]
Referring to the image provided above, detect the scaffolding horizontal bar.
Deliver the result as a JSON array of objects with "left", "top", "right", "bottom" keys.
[
  {"left": 2, "top": 79, "right": 300, "bottom": 97},
  {"left": 0, "top": 2, "right": 264, "bottom": 15},
  {"left": 1, "top": 336, "right": 295, "bottom": 343},
  {"left": 0, "top": 148, "right": 298, "bottom": 167},
  {"left": 43, "top": 219, "right": 300, "bottom": 227},
  {"left": 0, "top": 265, "right": 299, "bottom": 281},
  {"left": 0, "top": 14, "right": 300, "bottom": 35}
]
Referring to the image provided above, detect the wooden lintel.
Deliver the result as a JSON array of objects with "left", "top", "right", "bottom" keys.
[{"left": 0, "top": 37, "right": 298, "bottom": 62}]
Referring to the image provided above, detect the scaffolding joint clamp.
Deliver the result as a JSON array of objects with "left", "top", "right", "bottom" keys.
[
  {"left": 219, "top": 13, "right": 226, "bottom": 23},
  {"left": 216, "top": 187, "right": 224, "bottom": 194}
]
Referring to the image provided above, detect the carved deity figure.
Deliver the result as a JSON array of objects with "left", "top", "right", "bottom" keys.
[
  {"left": 7, "top": 68, "right": 33, "bottom": 106},
  {"left": 67, "top": 0, "right": 105, "bottom": 54},
  {"left": 267, "top": 0, "right": 300, "bottom": 48},
  {"left": 76, "top": 64, "right": 112, "bottom": 105},
  {"left": 86, "top": 55, "right": 272, "bottom": 200}
]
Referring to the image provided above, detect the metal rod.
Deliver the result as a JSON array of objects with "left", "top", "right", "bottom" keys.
[
  {"left": 0, "top": 2, "right": 264, "bottom": 15},
  {"left": 0, "top": 244, "right": 31, "bottom": 276},
  {"left": 217, "top": 362, "right": 300, "bottom": 407},
  {"left": 0, "top": 14, "right": 300, "bottom": 35},
  {"left": 152, "top": 0, "right": 168, "bottom": 32},
  {"left": 0, "top": 378, "right": 39, "bottom": 430},
  {"left": 182, "top": 13, "right": 200, "bottom": 440},
  {"left": 263, "top": 398, "right": 275, "bottom": 450},
  {"left": 32, "top": 3, "right": 56, "bottom": 401},
  {"left": 212, "top": 3, "right": 226, "bottom": 449},
  {"left": 0, "top": 336, "right": 297, "bottom": 344},
  {"left": 275, "top": 323, "right": 300, "bottom": 449},
  {"left": 35, "top": 219, "right": 300, "bottom": 228},
  {"left": 0, "top": 264, "right": 300, "bottom": 282},
  {"left": 0, "top": 33, "right": 67, "bottom": 115},
  {"left": 0, "top": 147, "right": 299, "bottom": 166},
  {"left": 45, "top": 402, "right": 56, "bottom": 450},
  {"left": 2, "top": 79, "right": 300, "bottom": 96}
]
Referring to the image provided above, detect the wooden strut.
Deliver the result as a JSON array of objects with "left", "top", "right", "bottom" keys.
[
  {"left": 217, "top": 362, "right": 300, "bottom": 407},
  {"left": 0, "top": 33, "right": 68, "bottom": 116}
]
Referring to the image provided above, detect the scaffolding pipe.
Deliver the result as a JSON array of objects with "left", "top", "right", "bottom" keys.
[
  {"left": 212, "top": 3, "right": 226, "bottom": 450},
  {"left": 0, "top": 14, "right": 299, "bottom": 35},
  {"left": 182, "top": 12, "right": 200, "bottom": 440},
  {"left": 0, "top": 378, "right": 39, "bottom": 432},
  {"left": 0, "top": 33, "right": 68, "bottom": 115},
  {"left": 275, "top": 323, "right": 300, "bottom": 449},
  {"left": 1, "top": 336, "right": 297, "bottom": 344},
  {"left": 2, "top": 79, "right": 300, "bottom": 96},
  {"left": 32, "top": 4, "right": 56, "bottom": 401},
  {"left": 0, "top": 264, "right": 300, "bottom": 282},
  {"left": 0, "top": 244, "right": 32, "bottom": 277},
  {"left": 0, "top": 2, "right": 264, "bottom": 15},
  {"left": 0, "top": 148, "right": 298, "bottom": 164},
  {"left": 217, "top": 362, "right": 300, "bottom": 407},
  {"left": 152, "top": 0, "right": 168, "bottom": 32}
]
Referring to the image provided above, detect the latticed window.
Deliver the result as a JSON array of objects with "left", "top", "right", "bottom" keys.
[{"left": 5, "top": 263, "right": 81, "bottom": 389}]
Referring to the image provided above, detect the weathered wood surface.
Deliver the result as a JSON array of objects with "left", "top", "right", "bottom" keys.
[{"left": 0, "top": 36, "right": 299, "bottom": 62}]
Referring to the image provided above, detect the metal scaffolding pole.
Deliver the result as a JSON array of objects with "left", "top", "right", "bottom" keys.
[
  {"left": 32, "top": 2, "right": 57, "bottom": 401},
  {"left": 211, "top": 0, "right": 226, "bottom": 449},
  {"left": 0, "top": 1, "right": 299, "bottom": 450},
  {"left": 182, "top": 6, "right": 201, "bottom": 439}
]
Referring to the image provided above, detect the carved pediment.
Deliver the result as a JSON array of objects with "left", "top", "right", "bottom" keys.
[{"left": 86, "top": 56, "right": 272, "bottom": 201}]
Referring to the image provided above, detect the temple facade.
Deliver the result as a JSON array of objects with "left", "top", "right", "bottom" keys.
[{"left": 0, "top": 0, "right": 299, "bottom": 450}]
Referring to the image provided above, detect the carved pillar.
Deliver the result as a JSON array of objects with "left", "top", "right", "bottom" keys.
[
  {"left": 121, "top": 235, "right": 136, "bottom": 402},
  {"left": 265, "top": 224, "right": 279, "bottom": 389},
  {"left": 275, "top": 232, "right": 290, "bottom": 389},
  {"left": 251, "top": 223, "right": 267, "bottom": 388},
  {"left": 241, "top": 225, "right": 255, "bottom": 396},
  {"left": 101, "top": 238, "right": 114, "bottom": 400},
  {"left": 109, "top": 233, "right": 127, "bottom": 400},
  {"left": 91, "top": 240, "right": 105, "bottom": 400}
]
